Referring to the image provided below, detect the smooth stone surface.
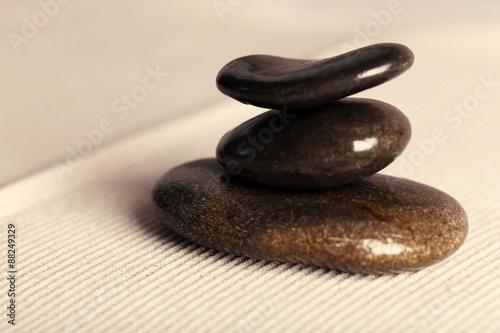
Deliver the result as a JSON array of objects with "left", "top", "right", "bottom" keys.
[
  {"left": 216, "top": 98, "right": 411, "bottom": 189},
  {"left": 216, "top": 43, "right": 414, "bottom": 110},
  {"left": 153, "top": 159, "right": 468, "bottom": 274}
]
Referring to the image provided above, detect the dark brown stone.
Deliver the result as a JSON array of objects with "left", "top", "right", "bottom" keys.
[
  {"left": 216, "top": 43, "right": 414, "bottom": 110},
  {"left": 216, "top": 98, "right": 411, "bottom": 189},
  {"left": 153, "top": 159, "right": 468, "bottom": 274}
]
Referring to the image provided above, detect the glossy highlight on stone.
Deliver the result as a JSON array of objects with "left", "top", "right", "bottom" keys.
[
  {"left": 153, "top": 159, "right": 468, "bottom": 274},
  {"left": 216, "top": 98, "right": 411, "bottom": 189},
  {"left": 216, "top": 43, "right": 414, "bottom": 110}
]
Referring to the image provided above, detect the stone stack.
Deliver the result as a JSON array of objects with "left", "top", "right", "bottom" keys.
[{"left": 153, "top": 43, "right": 468, "bottom": 274}]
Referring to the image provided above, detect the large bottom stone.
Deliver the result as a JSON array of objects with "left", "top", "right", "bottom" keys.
[{"left": 153, "top": 159, "right": 468, "bottom": 274}]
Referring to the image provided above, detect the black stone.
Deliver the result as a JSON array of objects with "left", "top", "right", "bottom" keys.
[
  {"left": 216, "top": 98, "right": 411, "bottom": 189},
  {"left": 153, "top": 159, "right": 468, "bottom": 274},
  {"left": 216, "top": 43, "right": 414, "bottom": 110}
]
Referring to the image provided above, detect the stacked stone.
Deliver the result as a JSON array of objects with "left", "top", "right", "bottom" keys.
[{"left": 154, "top": 43, "right": 468, "bottom": 274}]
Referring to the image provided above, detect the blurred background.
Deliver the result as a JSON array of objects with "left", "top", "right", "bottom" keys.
[{"left": 1, "top": 0, "right": 499, "bottom": 187}]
